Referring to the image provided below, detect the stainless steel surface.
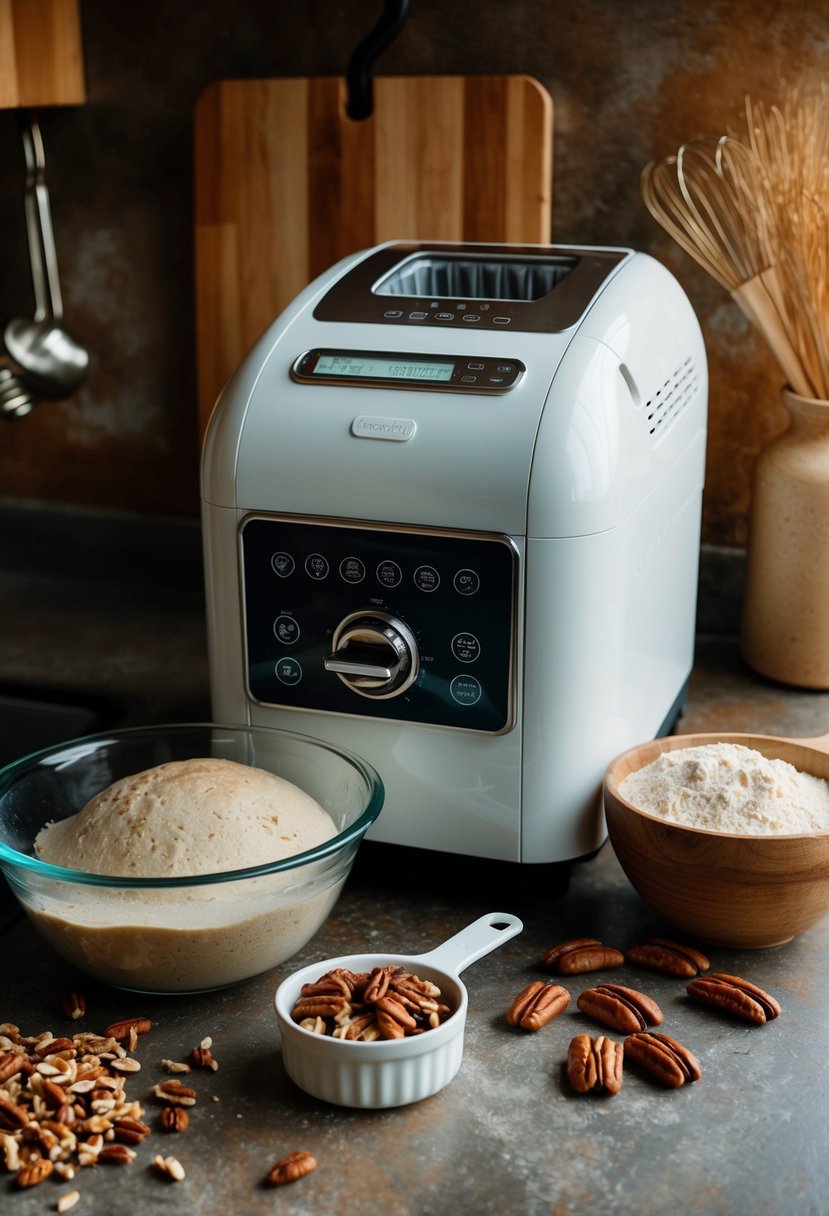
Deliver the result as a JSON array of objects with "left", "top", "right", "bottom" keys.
[{"left": 2, "top": 114, "right": 89, "bottom": 401}]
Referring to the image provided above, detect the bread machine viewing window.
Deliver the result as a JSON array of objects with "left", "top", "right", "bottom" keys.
[{"left": 373, "top": 254, "right": 577, "bottom": 301}]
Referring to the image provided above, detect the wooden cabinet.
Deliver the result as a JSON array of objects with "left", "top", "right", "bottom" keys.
[{"left": 0, "top": 0, "right": 85, "bottom": 108}]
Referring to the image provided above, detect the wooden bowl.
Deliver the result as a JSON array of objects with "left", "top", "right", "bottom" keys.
[{"left": 603, "top": 731, "right": 829, "bottom": 948}]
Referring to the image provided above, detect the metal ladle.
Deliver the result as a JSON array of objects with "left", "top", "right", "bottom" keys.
[{"left": 3, "top": 113, "right": 89, "bottom": 400}]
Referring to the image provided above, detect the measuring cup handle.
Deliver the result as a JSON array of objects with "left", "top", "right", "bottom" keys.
[{"left": 416, "top": 912, "right": 523, "bottom": 977}]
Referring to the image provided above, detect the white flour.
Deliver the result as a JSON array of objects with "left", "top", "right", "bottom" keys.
[{"left": 619, "top": 742, "right": 829, "bottom": 835}]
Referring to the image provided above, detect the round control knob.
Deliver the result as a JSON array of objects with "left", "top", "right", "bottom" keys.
[{"left": 324, "top": 610, "right": 419, "bottom": 699}]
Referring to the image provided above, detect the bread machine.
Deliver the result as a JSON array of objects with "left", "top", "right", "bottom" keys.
[{"left": 201, "top": 240, "right": 707, "bottom": 865}]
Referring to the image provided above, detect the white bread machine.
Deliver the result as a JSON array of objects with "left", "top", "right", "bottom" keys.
[{"left": 201, "top": 240, "right": 707, "bottom": 865}]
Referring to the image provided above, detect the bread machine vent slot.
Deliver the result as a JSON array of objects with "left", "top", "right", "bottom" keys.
[
  {"left": 646, "top": 356, "right": 698, "bottom": 437},
  {"left": 374, "top": 255, "right": 577, "bottom": 302}
]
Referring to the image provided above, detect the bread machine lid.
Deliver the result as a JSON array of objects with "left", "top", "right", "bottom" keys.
[{"left": 313, "top": 241, "right": 629, "bottom": 334}]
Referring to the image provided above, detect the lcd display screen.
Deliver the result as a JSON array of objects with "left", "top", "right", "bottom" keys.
[{"left": 313, "top": 353, "right": 455, "bottom": 382}]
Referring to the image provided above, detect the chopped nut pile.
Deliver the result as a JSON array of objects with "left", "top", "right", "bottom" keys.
[
  {"left": 0, "top": 1018, "right": 153, "bottom": 1188},
  {"left": 291, "top": 964, "right": 453, "bottom": 1040}
]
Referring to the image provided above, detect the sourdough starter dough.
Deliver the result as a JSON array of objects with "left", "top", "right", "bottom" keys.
[
  {"left": 29, "top": 758, "right": 340, "bottom": 991},
  {"left": 620, "top": 742, "right": 829, "bottom": 835},
  {"left": 35, "top": 757, "right": 335, "bottom": 876}
]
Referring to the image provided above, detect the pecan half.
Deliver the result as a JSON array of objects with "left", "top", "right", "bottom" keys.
[
  {"left": 567, "top": 1033, "right": 624, "bottom": 1095},
  {"left": 686, "top": 973, "right": 781, "bottom": 1024},
  {"left": 0, "top": 1050, "right": 26, "bottom": 1085},
  {"left": 61, "top": 993, "right": 87, "bottom": 1021},
  {"left": 265, "top": 1150, "right": 318, "bottom": 1187},
  {"left": 576, "top": 984, "right": 663, "bottom": 1033},
  {"left": 624, "top": 1031, "right": 702, "bottom": 1087},
  {"left": 112, "top": 1116, "right": 151, "bottom": 1143},
  {"left": 626, "top": 938, "right": 710, "bottom": 978},
  {"left": 104, "top": 1018, "right": 152, "bottom": 1042},
  {"left": 99, "top": 1143, "right": 137, "bottom": 1164},
  {"left": 291, "top": 994, "right": 349, "bottom": 1020},
  {"left": 16, "top": 1158, "right": 54, "bottom": 1187},
  {"left": 0, "top": 1093, "right": 30, "bottom": 1131},
  {"left": 152, "top": 1080, "right": 197, "bottom": 1106},
  {"left": 541, "top": 937, "right": 625, "bottom": 975},
  {"left": 506, "top": 981, "right": 570, "bottom": 1031},
  {"left": 160, "top": 1106, "right": 189, "bottom": 1133}
]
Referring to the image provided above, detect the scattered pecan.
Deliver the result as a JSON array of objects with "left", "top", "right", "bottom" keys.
[
  {"left": 112, "top": 1116, "right": 151, "bottom": 1143},
  {"left": 506, "top": 981, "right": 570, "bottom": 1031},
  {"left": 104, "top": 1017, "right": 152, "bottom": 1043},
  {"left": 624, "top": 1031, "right": 702, "bottom": 1088},
  {"left": 540, "top": 937, "right": 625, "bottom": 975},
  {"left": 626, "top": 938, "right": 710, "bottom": 978},
  {"left": 152, "top": 1153, "right": 186, "bottom": 1182},
  {"left": 15, "top": 1156, "right": 53, "bottom": 1187},
  {"left": 567, "top": 1033, "right": 624, "bottom": 1095},
  {"left": 99, "top": 1142, "right": 137, "bottom": 1164},
  {"left": 265, "top": 1149, "right": 318, "bottom": 1186},
  {"left": 152, "top": 1080, "right": 197, "bottom": 1107},
  {"left": 61, "top": 993, "right": 87, "bottom": 1021},
  {"left": 161, "top": 1059, "right": 191, "bottom": 1074},
  {"left": 577, "top": 984, "right": 664, "bottom": 1034},
  {"left": 686, "top": 973, "right": 781, "bottom": 1024},
  {"left": 191, "top": 1037, "right": 218, "bottom": 1071},
  {"left": 160, "top": 1105, "right": 189, "bottom": 1133}
]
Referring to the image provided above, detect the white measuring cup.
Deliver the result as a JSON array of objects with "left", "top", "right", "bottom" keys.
[{"left": 274, "top": 911, "right": 523, "bottom": 1108}]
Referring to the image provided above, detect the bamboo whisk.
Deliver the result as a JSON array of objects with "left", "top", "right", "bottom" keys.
[{"left": 642, "top": 87, "right": 829, "bottom": 399}]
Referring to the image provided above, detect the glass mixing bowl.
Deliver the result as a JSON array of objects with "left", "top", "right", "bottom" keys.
[{"left": 0, "top": 723, "right": 383, "bottom": 993}]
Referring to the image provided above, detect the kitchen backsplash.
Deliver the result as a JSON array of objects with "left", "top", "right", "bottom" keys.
[{"left": 0, "top": 0, "right": 825, "bottom": 548}]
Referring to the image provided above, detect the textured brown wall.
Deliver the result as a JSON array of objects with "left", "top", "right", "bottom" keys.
[{"left": 0, "top": 0, "right": 826, "bottom": 543}]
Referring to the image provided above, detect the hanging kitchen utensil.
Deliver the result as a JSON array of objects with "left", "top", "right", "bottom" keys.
[
  {"left": 194, "top": 10, "right": 553, "bottom": 432},
  {"left": 3, "top": 112, "right": 89, "bottom": 401}
]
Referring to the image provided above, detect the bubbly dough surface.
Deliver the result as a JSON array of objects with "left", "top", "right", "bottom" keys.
[{"left": 35, "top": 757, "right": 336, "bottom": 877}]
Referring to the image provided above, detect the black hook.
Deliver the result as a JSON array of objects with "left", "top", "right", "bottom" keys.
[{"left": 346, "top": 0, "right": 410, "bottom": 121}]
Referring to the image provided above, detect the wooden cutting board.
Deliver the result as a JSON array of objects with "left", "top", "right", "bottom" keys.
[{"left": 194, "top": 74, "right": 553, "bottom": 432}]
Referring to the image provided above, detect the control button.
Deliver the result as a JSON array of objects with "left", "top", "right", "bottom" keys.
[
  {"left": 497, "top": 364, "right": 514, "bottom": 373},
  {"left": 271, "top": 551, "right": 295, "bottom": 578},
  {"left": 305, "top": 553, "right": 329, "bottom": 580},
  {"left": 340, "top": 556, "right": 366, "bottom": 584},
  {"left": 450, "top": 675, "right": 482, "bottom": 706},
  {"left": 377, "top": 560, "right": 403, "bottom": 588},
  {"left": 409, "top": 311, "right": 428, "bottom": 320},
  {"left": 467, "top": 362, "right": 484, "bottom": 370},
  {"left": 462, "top": 314, "right": 481, "bottom": 323},
  {"left": 384, "top": 309, "right": 403, "bottom": 318},
  {"left": 493, "top": 316, "right": 511, "bottom": 325},
  {"left": 488, "top": 376, "right": 506, "bottom": 384},
  {"left": 454, "top": 568, "right": 480, "bottom": 596},
  {"left": 435, "top": 312, "right": 454, "bottom": 321},
  {"left": 461, "top": 375, "right": 477, "bottom": 383},
  {"left": 275, "top": 657, "right": 303, "bottom": 686},
  {"left": 414, "top": 565, "right": 440, "bottom": 593},
  {"left": 273, "top": 615, "right": 300, "bottom": 645},
  {"left": 452, "top": 632, "right": 481, "bottom": 663}
]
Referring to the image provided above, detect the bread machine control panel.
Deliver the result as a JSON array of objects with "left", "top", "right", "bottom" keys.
[{"left": 241, "top": 516, "right": 517, "bottom": 733}]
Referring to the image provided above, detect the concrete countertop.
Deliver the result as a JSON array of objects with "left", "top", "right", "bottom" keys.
[{"left": 2, "top": 504, "right": 829, "bottom": 1214}]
